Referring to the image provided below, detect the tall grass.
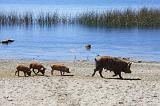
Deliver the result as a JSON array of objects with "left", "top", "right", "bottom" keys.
[
  {"left": 36, "top": 12, "right": 59, "bottom": 26},
  {"left": 78, "top": 8, "right": 160, "bottom": 28},
  {"left": 1, "top": 8, "right": 160, "bottom": 28},
  {"left": 0, "top": 11, "right": 33, "bottom": 26},
  {"left": 0, "top": 11, "right": 59, "bottom": 26}
]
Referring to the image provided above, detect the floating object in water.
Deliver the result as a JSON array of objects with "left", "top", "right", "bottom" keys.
[
  {"left": 1, "top": 40, "right": 9, "bottom": 44},
  {"left": 7, "top": 39, "right": 14, "bottom": 42},
  {"left": 85, "top": 44, "right": 91, "bottom": 50},
  {"left": 0, "top": 39, "right": 15, "bottom": 44}
]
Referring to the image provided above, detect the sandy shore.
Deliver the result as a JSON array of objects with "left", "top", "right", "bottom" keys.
[{"left": 0, "top": 59, "right": 160, "bottom": 106}]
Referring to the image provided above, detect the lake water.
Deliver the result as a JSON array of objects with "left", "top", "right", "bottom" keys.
[{"left": 0, "top": 0, "right": 160, "bottom": 61}]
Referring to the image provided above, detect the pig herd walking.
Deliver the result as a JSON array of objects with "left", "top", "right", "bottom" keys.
[
  {"left": 15, "top": 62, "right": 70, "bottom": 77},
  {"left": 15, "top": 55, "right": 132, "bottom": 79}
]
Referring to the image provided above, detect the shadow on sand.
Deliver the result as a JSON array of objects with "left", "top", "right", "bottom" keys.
[
  {"left": 15, "top": 76, "right": 30, "bottom": 77},
  {"left": 105, "top": 77, "right": 141, "bottom": 80},
  {"left": 56, "top": 75, "right": 74, "bottom": 77},
  {"left": 16, "top": 74, "right": 74, "bottom": 77},
  {"left": 31, "top": 74, "right": 49, "bottom": 77}
]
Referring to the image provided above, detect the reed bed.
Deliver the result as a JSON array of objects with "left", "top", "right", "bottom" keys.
[
  {"left": 0, "top": 11, "right": 33, "bottom": 26},
  {"left": 77, "top": 8, "right": 160, "bottom": 28},
  {"left": 36, "top": 12, "right": 59, "bottom": 26},
  {"left": 0, "top": 11, "right": 60, "bottom": 26},
  {"left": 1, "top": 8, "right": 160, "bottom": 28}
]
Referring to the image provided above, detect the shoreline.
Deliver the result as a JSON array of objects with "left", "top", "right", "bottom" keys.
[{"left": 1, "top": 57, "right": 160, "bottom": 63}]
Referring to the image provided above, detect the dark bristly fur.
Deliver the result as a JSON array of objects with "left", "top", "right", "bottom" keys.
[
  {"left": 50, "top": 64, "right": 70, "bottom": 76},
  {"left": 92, "top": 56, "right": 132, "bottom": 79},
  {"left": 15, "top": 65, "right": 31, "bottom": 77},
  {"left": 29, "top": 62, "right": 46, "bottom": 75}
]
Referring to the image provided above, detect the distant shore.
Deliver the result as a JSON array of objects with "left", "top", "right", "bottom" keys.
[{"left": 0, "top": 59, "right": 160, "bottom": 105}]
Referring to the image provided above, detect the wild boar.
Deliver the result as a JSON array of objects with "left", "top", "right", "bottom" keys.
[
  {"left": 50, "top": 64, "right": 70, "bottom": 76},
  {"left": 92, "top": 56, "right": 132, "bottom": 79},
  {"left": 29, "top": 62, "right": 46, "bottom": 75},
  {"left": 15, "top": 65, "right": 31, "bottom": 77}
]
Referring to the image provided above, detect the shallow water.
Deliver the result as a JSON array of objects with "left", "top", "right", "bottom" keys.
[
  {"left": 0, "top": 25, "right": 160, "bottom": 61},
  {"left": 0, "top": 0, "right": 160, "bottom": 61}
]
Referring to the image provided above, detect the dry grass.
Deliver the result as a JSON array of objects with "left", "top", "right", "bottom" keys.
[{"left": 0, "top": 70, "right": 15, "bottom": 78}]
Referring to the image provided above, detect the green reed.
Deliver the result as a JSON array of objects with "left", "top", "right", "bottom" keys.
[
  {"left": 77, "top": 8, "right": 160, "bottom": 28},
  {"left": 0, "top": 11, "right": 33, "bottom": 26},
  {"left": 36, "top": 12, "right": 59, "bottom": 26},
  {"left": 1, "top": 8, "right": 160, "bottom": 28},
  {"left": 0, "top": 11, "right": 59, "bottom": 26}
]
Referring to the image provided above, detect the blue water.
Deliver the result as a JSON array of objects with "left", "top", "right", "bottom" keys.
[
  {"left": 1, "top": 25, "right": 160, "bottom": 61},
  {"left": 0, "top": 0, "right": 160, "bottom": 61}
]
